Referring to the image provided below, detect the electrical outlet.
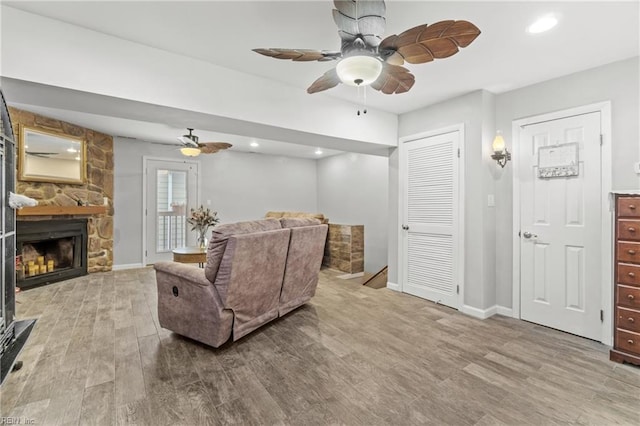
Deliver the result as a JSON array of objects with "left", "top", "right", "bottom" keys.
[
  {"left": 634, "top": 162, "right": 640, "bottom": 175},
  {"left": 206, "top": 199, "right": 211, "bottom": 205}
]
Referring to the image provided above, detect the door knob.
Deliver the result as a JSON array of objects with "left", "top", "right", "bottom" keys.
[{"left": 522, "top": 231, "right": 537, "bottom": 239}]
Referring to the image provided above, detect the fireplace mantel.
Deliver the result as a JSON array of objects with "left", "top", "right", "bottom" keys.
[{"left": 16, "top": 205, "right": 107, "bottom": 216}]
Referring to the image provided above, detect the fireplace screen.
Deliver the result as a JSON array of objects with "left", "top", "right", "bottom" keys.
[{"left": 16, "top": 219, "right": 88, "bottom": 289}]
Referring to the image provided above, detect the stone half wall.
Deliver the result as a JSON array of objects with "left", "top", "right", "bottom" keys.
[
  {"left": 322, "top": 224, "right": 364, "bottom": 274},
  {"left": 9, "top": 107, "right": 114, "bottom": 273}
]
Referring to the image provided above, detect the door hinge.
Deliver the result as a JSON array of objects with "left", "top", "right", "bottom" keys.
[
  {"left": 600, "top": 309, "right": 604, "bottom": 322},
  {"left": 599, "top": 134, "right": 603, "bottom": 146},
  {"left": 457, "top": 148, "right": 460, "bottom": 158},
  {"left": 456, "top": 285, "right": 460, "bottom": 294},
  {"left": 145, "top": 250, "right": 147, "bottom": 257}
]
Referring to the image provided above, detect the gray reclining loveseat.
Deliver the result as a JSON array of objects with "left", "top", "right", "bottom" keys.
[{"left": 153, "top": 217, "right": 328, "bottom": 347}]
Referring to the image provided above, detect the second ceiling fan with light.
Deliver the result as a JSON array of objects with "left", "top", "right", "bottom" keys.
[
  {"left": 253, "top": 0, "right": 481, "bottom": 96},
  {"left": 178, "top": 128, "right": 232, "bottom": 157}
]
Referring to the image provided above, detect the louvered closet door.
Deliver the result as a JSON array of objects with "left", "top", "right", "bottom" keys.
[{"left": 402, "top": 131, "right": 460, "bottom": 308}]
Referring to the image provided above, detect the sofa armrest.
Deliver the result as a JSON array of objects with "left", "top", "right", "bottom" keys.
[
  {"left": 154, "top": 261, "right": 212, "bottom": 287},
  {"left": 154, "top": 261, "right": 233, "bottom": 347}
]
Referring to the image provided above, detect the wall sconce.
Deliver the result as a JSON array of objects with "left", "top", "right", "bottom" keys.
[{"left": 491, "top": 131, "right": 511, "bottom": 168}]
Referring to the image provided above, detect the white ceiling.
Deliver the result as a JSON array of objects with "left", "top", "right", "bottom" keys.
[{"left": 3, "top": 0, "right": 639, "bottom": 157}]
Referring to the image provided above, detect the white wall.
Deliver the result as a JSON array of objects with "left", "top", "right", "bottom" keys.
[
  {"left": 113, "top": 138, "right": 317, "bottom": 266},
  {"left": 494, "top": 57, "right": 640, "bottom": 308},
  {"left": 317, "top": 153, "right": 389, "bottom": 273},
  {"left": 2, "top": 6, "right": 398, "bottom": 148}
]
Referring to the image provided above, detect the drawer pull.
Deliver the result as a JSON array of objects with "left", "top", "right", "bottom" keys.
[
  {"left": 628, "top": 339, "right": 635, "bottom": 345},
  {"left": 628, "top": 294, "right": 635, "bottom": 300},
  {"left": 629, "top": 227, "right": 637, "bottom": 233},
  {"left": 629, "top": 250, "right": 637, "bottom": 255},
  {"left": 630, "top": 204, "right": 637, "bottom": 210},
  {"left": 629, "top": 317, "right": 635, "bottom": 323},
  {"left": 630, "top": 272, "right": 637, "bottom": 278}
]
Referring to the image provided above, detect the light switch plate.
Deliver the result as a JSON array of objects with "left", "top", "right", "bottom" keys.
[
  {"left": 488, "top": 194, "right": 495, "bottom": 207},
  {"left": 634, "top": 162, "right": 640, "bottom": 174}
]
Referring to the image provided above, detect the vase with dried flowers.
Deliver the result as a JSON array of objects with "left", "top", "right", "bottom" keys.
[{"left": 187, "top": 205, "right": 220, "bottom": 248}]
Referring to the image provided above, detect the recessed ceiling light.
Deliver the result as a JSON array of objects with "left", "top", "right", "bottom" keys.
[
  {"left": 250, "top": 142, "right": 259, "bottom": 148},
  {"left": 315, "top": 149, "right": 323, "bottom": 155},
  {"left": 527, "top": 14, "right": 558, "bottom": 34}
]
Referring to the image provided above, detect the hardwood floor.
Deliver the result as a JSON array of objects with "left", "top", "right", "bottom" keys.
[{"left": 2, "top": 267, "right": 639, "bottom": 425}]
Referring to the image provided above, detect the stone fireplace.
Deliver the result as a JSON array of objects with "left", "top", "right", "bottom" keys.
[
  {"left": 16, "top": 219, "right": 88, "bottom": 289},
  {"left": 9, "top": 107, "right": 113, "bottom": 274}
]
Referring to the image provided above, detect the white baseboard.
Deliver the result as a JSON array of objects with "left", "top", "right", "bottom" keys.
[
  {"left": 112, "top": 263, "right": 144, "bottom": 271},
  {"left": 386, "top": 281, "right": 400, "bottom": 291},
  {"left": 461, "top": 304, "right": 514, "bottom": 319},
  {"left": 496, "top": 305, "right": 513, "bottom": 317},
  {"left": 461, "top": 304, "right": 497, "bottom": 319}
]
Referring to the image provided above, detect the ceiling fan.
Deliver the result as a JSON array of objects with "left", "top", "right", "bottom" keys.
[
  {"left": 178, "top": 128, "right": 232, "bottom": 157},
  {"left": 26, "top": 152, "right": 59, "bottom": 158},
  {"left": 253, "top": 0, "right": 480, "bottom": 95}
]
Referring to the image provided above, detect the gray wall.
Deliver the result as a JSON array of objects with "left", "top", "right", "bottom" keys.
[
  {"left": 200, "top": 151, "right": 317, "bottom": 223},
  {"left": 113, "top": 138, "right": 317, "bottom": 266},
  {"left": 494, "top": 57, "right": 640, "bottom": 308},
  {"left": 391, "top": 57, "right": 639, "bottom": 312},
  {"left": 396, "top": 90, "right": 497, "bottom": 310},
  {"left": 317, "top": 153, "right": 389, "bottom": 273}
]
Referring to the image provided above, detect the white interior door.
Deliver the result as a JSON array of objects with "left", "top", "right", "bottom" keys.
[
  {"left": 145, "top": 159, "right": 198, "bottom": 265},
  {"left": 519, "top": 112, "right": 602, "bottom": 340},
  {"left": 401, "top": 131, "right": 460, "bottom": 308}
]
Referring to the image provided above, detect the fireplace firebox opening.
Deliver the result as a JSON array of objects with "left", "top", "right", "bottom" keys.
[{"left": 16, "top": 219, "right": 88, "bottom": 289}]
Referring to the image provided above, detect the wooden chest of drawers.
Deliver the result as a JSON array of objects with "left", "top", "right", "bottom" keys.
[{"left": 611, "top": 195, "right": 640, "bottom": 365}]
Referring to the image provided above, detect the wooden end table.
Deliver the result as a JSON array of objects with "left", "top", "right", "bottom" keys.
[{"left": 172, "top": 246, "right": 206, "bottom": 268}]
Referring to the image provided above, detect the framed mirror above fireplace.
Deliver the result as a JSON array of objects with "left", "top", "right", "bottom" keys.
[{"left": 18, "top": 125, "right": 87, "bottom": 184}]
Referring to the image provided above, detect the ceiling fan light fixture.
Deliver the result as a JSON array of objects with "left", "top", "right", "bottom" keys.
[
  {"left": 336, "top": 55, "right": 383, "bottom": 87},
  {"left": 180, "top": 147, "right": 201, "bottom": 157}
]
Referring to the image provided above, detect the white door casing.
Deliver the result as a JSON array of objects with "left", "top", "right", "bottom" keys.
[
  {"left": 515, "top": 106, "right": 612, "bottom": 343},
  {"left": 400, "top": 128, "right": 462, "bottom": 309},
  {"left": 143, "top": 158, "right": 199, "bottom": 265}
]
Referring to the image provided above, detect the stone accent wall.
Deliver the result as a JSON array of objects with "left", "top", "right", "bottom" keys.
[
  {"left": 9, "top": 107, "right": 114, "bottom": 273},
  {"left": 322, "top": 224, "right": 364, "bottom": 274}
]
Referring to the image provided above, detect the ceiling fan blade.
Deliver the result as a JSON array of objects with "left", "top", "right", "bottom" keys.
[
  {"left": 198, "top": 142, "right": 232, "bottom": 154},
  {"left": 252, "top": 48, "right": 341, "bottom": 62},
  {"left": 370, "top": 63, "right": 415, "bottom": 95},
  {"left": 307, "top": 68, "right": 341, "bottom": 94},
  {"left": 379, "top": 20, "right": 481, "bottom": 65},
  {"left": 333, "top": 0, "right": 386, "bottom": 47}
]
